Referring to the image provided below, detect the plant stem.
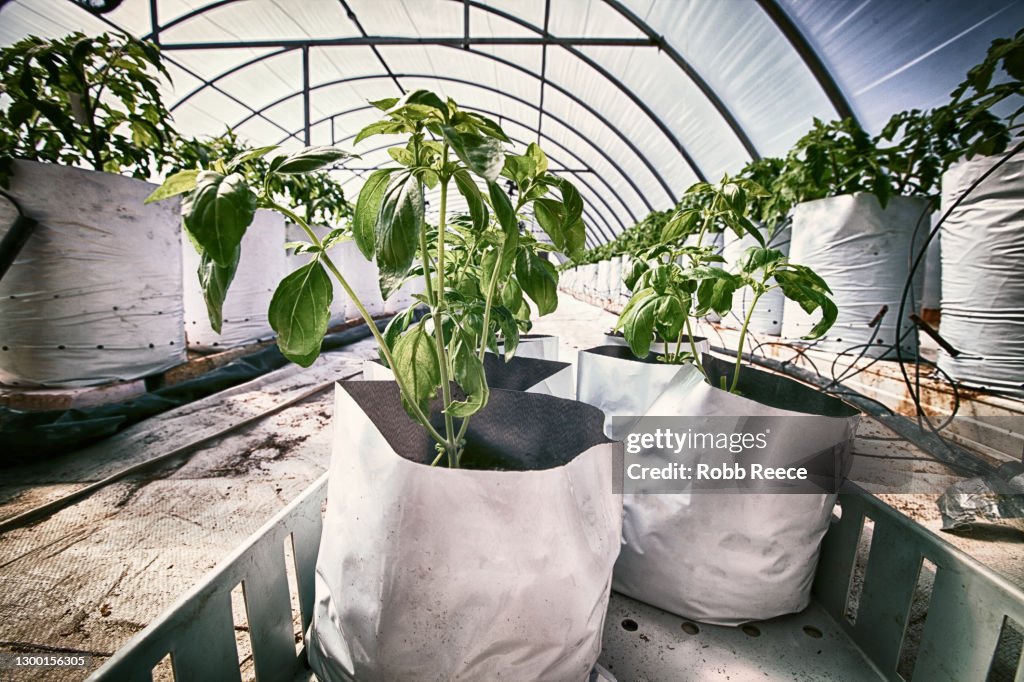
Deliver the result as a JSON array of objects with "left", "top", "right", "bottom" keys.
[
  {"left": 431, "top": 175, "right": 458, "bottom": 466},
  {"left": 684, "top": 316, "right": 710, "bottom": 382},
  {"left": 267, "top": 201, "right": 448, "bottom": 448},
  {"left": 451, "top": 243, "right": 506, "bottom": 458},
  {"left": 730, "top": 289, "right": 763, "bottom": 394}
]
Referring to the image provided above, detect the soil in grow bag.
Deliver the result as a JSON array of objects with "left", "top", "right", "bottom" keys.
[{"left": 343, "top": 381, "right": 609, "bottom": 471}]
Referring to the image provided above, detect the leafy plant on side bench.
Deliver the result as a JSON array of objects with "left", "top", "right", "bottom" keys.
[
  {"left": 0, "top": 32, "right": 180, "bottom": 187},
  {"left": 616, "top": 177, "right": 836, "bottom": 393},
  {"left": 149, "top": 90, "right": 586, "bottom": 467},
  {"left": 173, "top": 130, "right": 353, "bottom": 227}
]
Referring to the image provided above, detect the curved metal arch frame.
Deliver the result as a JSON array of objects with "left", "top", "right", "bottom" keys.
[
  {"left": 323, "top": 128, "right": 620, "bottom": 244},
  {"left": 157, "top": 31, "right": 671, "bottom": 205},
  {"left": 49, "top": 0, "right": 866, "bottom": 239},
  {"left": 132, "top": 0, "right": 710, "bottom": 181},
  {"left": 230, "top": 70, "right": 648, "bottom": 225}
]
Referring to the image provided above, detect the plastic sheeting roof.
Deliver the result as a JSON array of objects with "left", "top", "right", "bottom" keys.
[{"left": 2, "top": 0, "right": 1022, "bottom": 247}]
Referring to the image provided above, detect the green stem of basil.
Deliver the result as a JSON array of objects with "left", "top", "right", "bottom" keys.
[
  {"left": 431, "top": 172, "right": 458, "bottom": 467},
  {"left": 684, "top": 315, "right": 710, "bottom": 383},
  {"left": 452, "top": 238, "right": 506, "bottom": 456},
  {"left": 730, "top": 288, "right": 763, "bottom": 394},
  {"left": 266, "top": 200, "right": 448, "bottom": 448}
]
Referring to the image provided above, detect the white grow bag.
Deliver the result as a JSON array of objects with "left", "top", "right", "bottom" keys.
[
  {"left": 0, "top": 160, "right": 186, "bottom": 386},
  {"left": 183, "top": 209, "right": 287, "bottom": 351},
  {"left": 577, "top": 349, "right": 858, "bottom": 625},
  {"left": 307, "top": 381, "right": 621, "bottom": 681},
  {"left": 601, "top": 332, "right": 710, "bottom": 361},
  {"left": 721, "top": 226, "right": 791, "bottom": 336},
  {"left": 938, "top": 155, "right": 1024, "bottom": 396},
  {"left": 784, "top": 193, "right": 927, "bottom": 358},
  {"left": 332, "top": 240, "right": 385, "bottom": 319}
]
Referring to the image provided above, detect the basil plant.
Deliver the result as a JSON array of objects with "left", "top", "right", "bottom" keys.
[
  {"left": 149, "top": 90, "right": 585, "bottom": 468},
  {"left": 616, "top": 177, "right": 836, "bottom": 394}
]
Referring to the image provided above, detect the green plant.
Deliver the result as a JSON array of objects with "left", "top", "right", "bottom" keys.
[
  {"left": 174, "top": 130, "right": 353, "bottom": 227},
  {"left": 776, "top": 29, "right": 1023, "bottom": 208},
  {"left": 616, "top": 177, "right": 836, "bottom": 393},
  {"left": 149, "top": 90, "right": 585, "bottom": 468},
  {"left": 0, "top": 32, "right": 179, "bottom": 187}
]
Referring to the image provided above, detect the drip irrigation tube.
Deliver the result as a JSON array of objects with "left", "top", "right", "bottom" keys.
[{"left": 710, "top": 343, "right": 1002, "bottom": 480}]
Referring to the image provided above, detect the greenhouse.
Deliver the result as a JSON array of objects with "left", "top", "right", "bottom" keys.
[{"left": 0, "top": 0, "right": 1023, "bottom": 680}]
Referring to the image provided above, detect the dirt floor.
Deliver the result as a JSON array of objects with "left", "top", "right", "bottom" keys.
[{"left": 0, "top": 295, "right": 1021, "bottom": 681}]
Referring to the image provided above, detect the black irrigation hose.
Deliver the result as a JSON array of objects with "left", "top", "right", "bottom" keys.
[
  {"left": 711, "top": 342, "right": 994, "bottom": 478},
  {"left": 0, "top": 371, "right": 361, "bottom": 536}
]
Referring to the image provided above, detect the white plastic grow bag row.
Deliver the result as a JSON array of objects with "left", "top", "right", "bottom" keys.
[
  {"left": 0, "top": 160, "right": 186, "bottom": 386},
  {"left": 938, "top": 154, "right": 1024, "bottom": 396},
  {"left": 308, "top": 381, "right": 621, "bottom": 681},
  {"left": 783, "top": 193, "right": 926, "bottom": 358}
]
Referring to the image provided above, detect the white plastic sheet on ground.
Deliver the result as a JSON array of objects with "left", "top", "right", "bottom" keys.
[
  {"left": 0, "top": 160, "right": 186, "bottom": 386},
  {"left": 784, "top": 193, "right": 926, "bottom": 358},
  {"left": 308, "top": 381, "right": 621, "bottom": 681},
  {"left": 183, "top": 209, "right": 287, "bottom": 350},
  {"left": 938, "top": 155, "right": 1024, "bottom": 396}
]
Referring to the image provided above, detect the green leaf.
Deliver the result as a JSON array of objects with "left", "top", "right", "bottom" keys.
[
  {"left": 500, "top": 276, "right": 524, "bottom": 313},
  {"left": 654, "top": 295, "right": 685, "bottom": 343},
  {"left": 197, "top": 245, "right": 239, "bottom": 334},
  {"left": 622, "top": 291, "right": 659, "bottom": 358},
  {"left": 269, "top": 260, "right": 333, "bottom": 367},
  {"left": 353, "top": 169, "right": 394, "bottom": 260},
  {"left": 493, "top": 305, "right": 520, "bottom": 361},
  {"left": 774, "top": 267, "right": 837, "bottom": 339},
  {"left": 354, "top": 119, "right": 409, "bottom": 145},
  {"left": 181, "top": 171, "right": 256, "bottom": 267},
  {"left": 321, "top": 228, "right": 350, "bottom": 251},
  {"left": 446, "top": 337, "right": 489, "bottom": 417},
  {"left": 379, "top": 306, "right": 418, "bottom": 367},
  {"left": 227, "top": 145, "right": 278, "bottom": 171},
  {"left": 487, "top": 181, "right": 519, "bottom": 256},
  {"left": 145, "top": 169, "right": 199, "bottom": 204},
  {"left": 533, "top": 198, "right": 566, "bottom": 250},
  {"left": 388, "top": 146, "right": 414, "bottom": 166},
  {"left": 515, "top": 250, "right": 558, "bottom": 316},
  {"left": 443, "top": 126, "right": 505, "bottom": 182},
  {"left": 662, "top": 208, "right": 700, "bottom": 242},
  {"left": 392, "top": 320, "right": 442, "bottom": 417},
  {"left": 480, "top": 247, "right": 513, "bottom": 293},
  {"left": 467, "top": 112, "right": 511, "bottom": 142},
  {"left": 369, "top": 97, "right": 399, "bottom": 111},
  {"left": 376, "top": 173, "right": 423, "bottom": 299},
  {"left": 453, "top": 170, "right": 488, "bottom": 231},
  {"left": 274, "top": 146, "right": 353, "bottom": 174},
  {"left": 526, "top": 143, "right": 548, "bottom": 175}
]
